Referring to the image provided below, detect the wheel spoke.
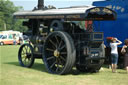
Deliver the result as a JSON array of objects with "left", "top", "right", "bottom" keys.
[
  {"left": 49, "top": 39, "right": 57, "bottom": 48},
  {"left": 46, "top": 48, "right": 54, "bottom": 52},
  {"left": 28, "top": 58, "right": 31, "bottom": 64},
  {"left": 26, "top": 46, "right": 29, "bottom": 52},
  {"left": 28, "top": 48, "right": 31, "bottom": 54},
  {"left": 24, "top": 58, "right": 27, "bottom": 65},
  {"left": 58, "top": 58, "right": 63, "bottom": 65},
  {"left": 24, "top": 46, "right": 28, "bottom": 53},
  {"left": 25, "top": 58, "right": 30, "bottom": 65},
  {"left": 21, "top": 55, "right": 26, "bottom": 58},
  {"left": 60, "top": 56, "right": 66, "bottom": 62},
  {"left": 60, "top": 52, "right": 67, "bottom": 55},
  {"left": 47, "top": 56, "right": 55, "bottom": 61},
  {"left": 55, "top": 36, "right": 59, "bottom": 45},
  {"left": 27, "top": 46, "right": 30, "bottom": 53},
  {"left": 50, "top": 61, "right": 56, "bottom": 69},
  {"left": 22, "top": 49, "right": 25, "bottom": 54},
  {"left": 27, "top": 58, "right": 30, "bottom": 65},
  {"left": 56, "top": 64, "right": 59, "bottom": 72},
  {"left": 26, "top": 58, "right": 29, "bottom": 65},
  {"left": 60, "top": 44, "right": 66, "bottom": 50},
  {"left": 21, "top": 52, "right": 26, "bottom": 55},
  {"left": 58, "top": 39, "right": 63, "bottom": 49},
  {"left": 23, "top": 47, "right": 27, "bottom": 54}
]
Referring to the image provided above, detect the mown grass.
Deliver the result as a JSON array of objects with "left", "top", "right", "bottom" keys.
[{"left": 0, "top": 45, "right": 128, "bottom": 85}]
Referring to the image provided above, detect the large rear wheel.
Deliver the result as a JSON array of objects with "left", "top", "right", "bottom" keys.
[{"left": 43, "top": 31, "right": 76, "bottom": 74}]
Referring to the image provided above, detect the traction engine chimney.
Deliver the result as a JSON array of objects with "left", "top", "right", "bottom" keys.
[{"left": 38, "top": 0, "right": 44, "bottom": 10}]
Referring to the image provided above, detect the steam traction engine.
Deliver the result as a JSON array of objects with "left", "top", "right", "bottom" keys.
[{"left": 14, "top": 0, "right": 116, "bottom": 74}]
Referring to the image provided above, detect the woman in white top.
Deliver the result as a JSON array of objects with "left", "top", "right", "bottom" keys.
[{"left": 110, "top": 38, "right": 122, "bottom": 73}]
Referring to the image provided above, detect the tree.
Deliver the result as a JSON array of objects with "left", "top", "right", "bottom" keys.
[{"left": 0, "top": 0, "right": 27, "bottom": 32}]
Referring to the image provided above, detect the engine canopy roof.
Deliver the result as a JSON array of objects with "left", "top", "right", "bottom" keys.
[{"left": 13, "top": 6, "right": 117, "bottom": 21}]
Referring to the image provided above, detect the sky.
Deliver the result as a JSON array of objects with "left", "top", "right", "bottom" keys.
[{"left": 10, "top": 0, "right": 104, "bottom": 10}]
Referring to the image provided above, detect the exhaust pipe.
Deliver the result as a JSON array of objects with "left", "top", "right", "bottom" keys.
[{"left": 38, "top": 0, "right": 44, "bottom": 10}]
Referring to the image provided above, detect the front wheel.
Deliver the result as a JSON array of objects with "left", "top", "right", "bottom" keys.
[
  {"left": 43, "top": 31, "right": 76, "bottom": 74},
  {"left": 18, "top": 44, "right": 35, "bottom": 68},
  {"left": 0, "top": 42, "right": 4, "bottom": 45}
]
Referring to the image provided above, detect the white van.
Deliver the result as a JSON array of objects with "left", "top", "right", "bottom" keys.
[{"left": 0, "top": 30, "right": 23, "bottom": 45}]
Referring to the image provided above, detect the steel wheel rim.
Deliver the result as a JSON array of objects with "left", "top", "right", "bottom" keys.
[
  {"left": 19, "top": 44, "right": 33, "bottom": 67},
  {"left": 44, "top": 34, "right": 67, "bottom": 74}
]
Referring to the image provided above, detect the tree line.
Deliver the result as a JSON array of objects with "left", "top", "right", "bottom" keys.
[{"left": 0, "top": 0, "right": 27, "bottom": 32}]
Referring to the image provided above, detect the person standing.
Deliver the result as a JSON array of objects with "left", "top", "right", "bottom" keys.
[
  {"left": 13, "top": 34, "right": 16, "bottom": 45},
  {"left": 110, "top": 38, "right": 122, "bottom": 73},
  {"left": 121, "top": 39, "right": 128, "bottom": 73}
]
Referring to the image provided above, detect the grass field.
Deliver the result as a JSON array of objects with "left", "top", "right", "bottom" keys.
[{"left": 0, "top": 45, "right": 128, "bottom": 85}]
